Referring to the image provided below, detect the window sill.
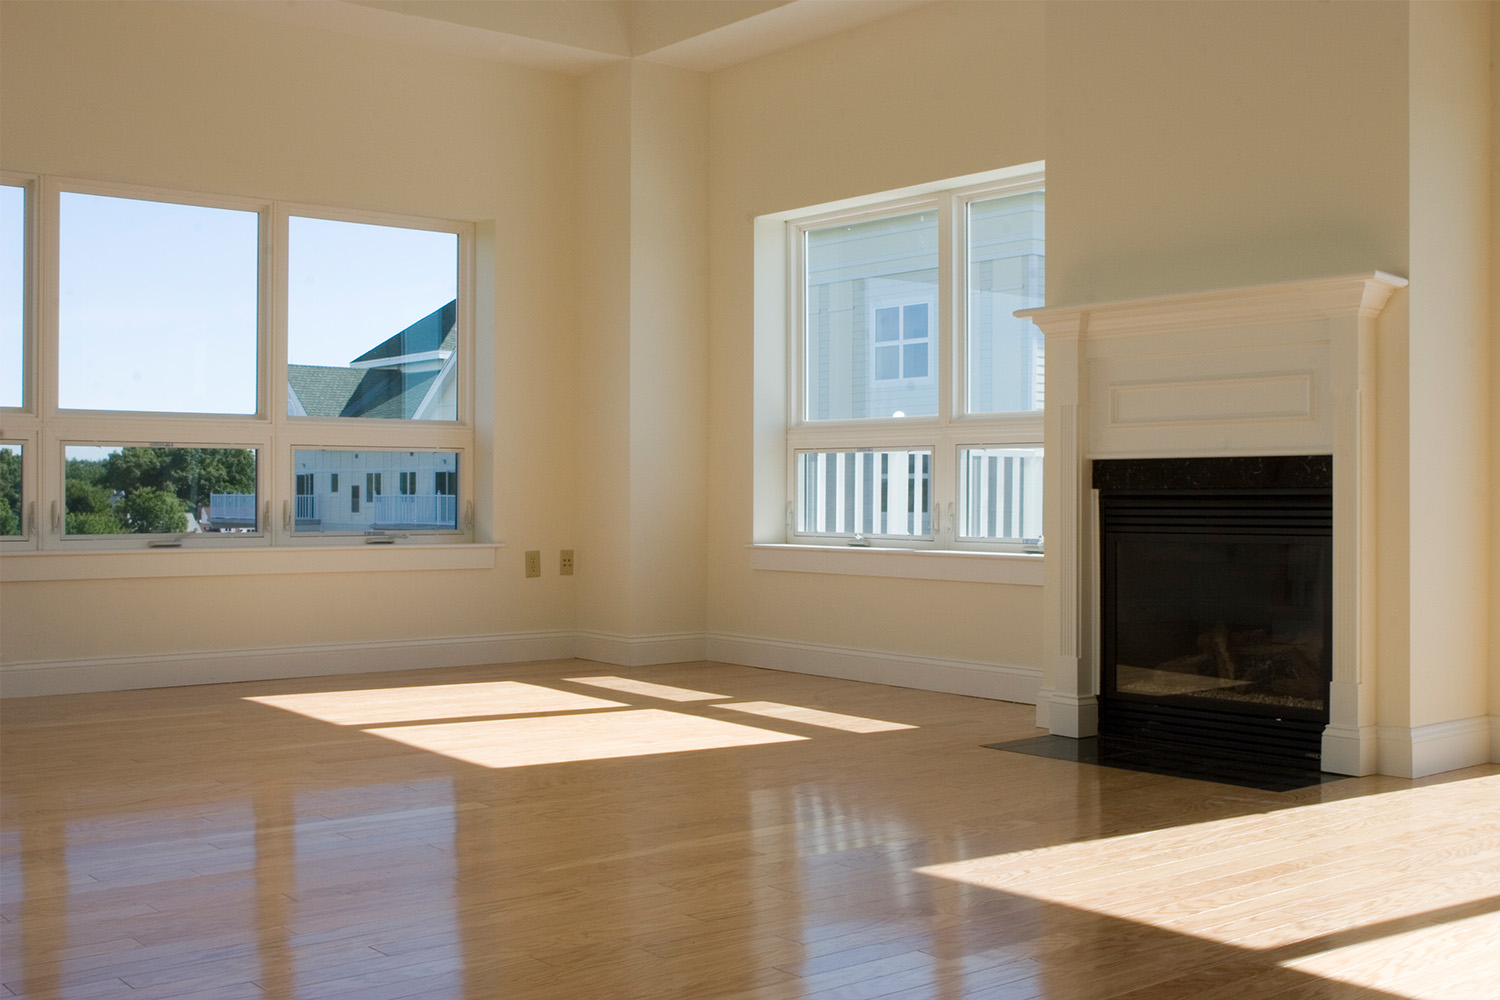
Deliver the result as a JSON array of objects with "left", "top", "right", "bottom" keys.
[
  {"left": 0, "top": 543, "right": 502, "bottom": 582},
  {"left": 747, "top": 543, "right": 1042, "bottom": 585}
]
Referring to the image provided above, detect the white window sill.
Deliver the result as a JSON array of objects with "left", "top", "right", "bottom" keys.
[
  {"left": 747, "top": 543, "right": 1042, "bottom": 585},
  {"left": 0, "top": 543, "right": 502, "bottom": 582}
]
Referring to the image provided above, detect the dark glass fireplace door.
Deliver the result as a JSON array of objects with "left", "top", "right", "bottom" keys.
[{"left": 1098, "top": 491, "right": 1333, "bottom": 767}]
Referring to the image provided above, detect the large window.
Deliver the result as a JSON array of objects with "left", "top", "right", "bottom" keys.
[
  {"left": 784, "top": 168, "right": 1044, "bottom": 550},
  {"left": 0, "top": 174, "right": 472, "bottom": 550}
]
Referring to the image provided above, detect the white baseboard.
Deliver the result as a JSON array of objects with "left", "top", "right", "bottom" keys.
[
  {"left": 573, "top": 631, "right": 708, "bottom": 667},
  {"left": 1377, "top": 717, "right": 1494, "bottom": 778},
  {"left": 0, "top": 631, "right": 575, "bottom": 698},
  {"left": 1493, "top": 717, "right": 1500, "bottom": 764},
  {"left": 706, "top": 632, "right": 1041, "bottom": 705},
  {"left": 1033, "top": 687, "right": 1098, "bottom": 737}
]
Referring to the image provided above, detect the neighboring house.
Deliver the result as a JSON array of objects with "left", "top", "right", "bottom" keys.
[{"left": 208, "top": 300, "right": 461, "bottom": 533}]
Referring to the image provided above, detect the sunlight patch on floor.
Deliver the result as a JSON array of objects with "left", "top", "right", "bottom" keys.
[
  {"left": 564, "top": 676, "right": 728, "bottom": 702},
  {"left": 245, "top": 681, "right": 625, "bottom": 725},
  {"left": 719, "top": 701, "right": 916, "bottom": 733},
  {"left": 916, "top": 775, "right": 1500, "bottom": 999},
  {"left": 362, "top": 708, "right": 807, "bottom": 768}
]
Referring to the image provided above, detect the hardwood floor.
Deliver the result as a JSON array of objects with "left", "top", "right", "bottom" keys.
[{"left": 2, "top": 660, "right": 1496, "bottom": 999}]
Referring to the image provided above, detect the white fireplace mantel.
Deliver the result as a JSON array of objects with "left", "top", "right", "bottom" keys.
[{"left": 1019, "top": 272, "right": 1407, "bottom": 776}]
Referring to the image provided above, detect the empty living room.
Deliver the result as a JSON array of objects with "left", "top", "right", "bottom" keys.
[{"left": 1, "top": 1, "right": 1496, "bottom": 998}]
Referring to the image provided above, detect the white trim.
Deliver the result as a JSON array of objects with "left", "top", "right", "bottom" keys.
[
  {"left": 0, "top": 543, "right": 501, "bottom": 581},
  {"left": 748, "top": 543, "right": 1042, "bottom": 585},
  {"left": 707, "top": 631, "right": 1042, "bottom": 705},
  {"left": 574, "top": 631, "right": 708, "bottom": 667},
  {"left": 1320, "top": 722, "right": 1379, "bottom": 776},
  {"left": 0, "top": 630, "right": 574, "bottom": 698},
  {"left": 1376, "top": 717, "right": 1494, "bottom": 779}
]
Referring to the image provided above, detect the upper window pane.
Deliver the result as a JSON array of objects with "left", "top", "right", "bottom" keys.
[
  {"left": 967, "top": 190, "right": 1044, "bottom": 414},
  {"left": 805, "top": 211, "right": 938, "bottom": 421},
  {"left": 288, "top": 217, "right": 459, "bottom": 422},
  {"left": 1, "top": 185, "right": 23, "bottom": 409},
  {"left": 59, "top": 193, "right": 259, "bottom": 414}
]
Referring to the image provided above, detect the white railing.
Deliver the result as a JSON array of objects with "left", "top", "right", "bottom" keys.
[
  {"left": 209, "top": 493, "right": 257, "bottom": 523},
  {"left": 961, "top": 448, "right": 1042, "bottom": 541},
  {"left": 372, "top": 494, "right": 457, "bottom": 528},
  {"left": 797, "top": 450, "right": 931, "bottom": 537},
  {"left": 295, "top": 494, "right": 318, "bottom": 521}
]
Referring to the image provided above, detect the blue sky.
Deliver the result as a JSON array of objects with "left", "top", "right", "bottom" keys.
[{"left": 3, "top": 185, "right": 456, "bottom": 415}]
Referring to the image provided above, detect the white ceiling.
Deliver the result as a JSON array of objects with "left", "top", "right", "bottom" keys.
[{"left": 223, "top": 0, "right": 931, "bottom": 74}]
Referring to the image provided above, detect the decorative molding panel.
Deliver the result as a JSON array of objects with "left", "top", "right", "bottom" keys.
[{"left": 1108, "top": 372, "right": 1313, "bottom": 426}]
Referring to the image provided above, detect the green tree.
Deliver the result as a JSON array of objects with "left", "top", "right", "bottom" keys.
[
  {"left": 65, "top": 510, "right": 124, "bottom": 535},
  {"left": 0, "top": 447, "right": 20, "bottom": 536},
  {"left": 67, "top": 479, "right": 115, "bottom": 515},
  {"left": 118, "top": 487, "right": 188, "bottom": 534},
  {"left": 101, "top": 447, "right": 167, "bottom": 496},
  {"left": 65, "top": 456, "right": 106, "bottom": 487}
]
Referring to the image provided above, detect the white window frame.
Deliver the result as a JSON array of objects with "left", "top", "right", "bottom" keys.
[
  {"left": 0, "top": 173, "right": 475, "bottom": 552},
  {"left": 782, "top": 167, "right": 1045, "bottom": 553}
]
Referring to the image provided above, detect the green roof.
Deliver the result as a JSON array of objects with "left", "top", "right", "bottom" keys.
[
  {"left": 288, "top": 365, "right": 440, "bottom": 419},
  {"left": 352, "top": 300, "right": 457, "bottom": 365}
]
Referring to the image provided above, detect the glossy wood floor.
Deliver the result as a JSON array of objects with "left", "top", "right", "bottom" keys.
[{"left": 2, "top": 660, "right": 1497, "bottom": 1000}]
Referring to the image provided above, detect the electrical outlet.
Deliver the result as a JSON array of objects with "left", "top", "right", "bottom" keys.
[
  {"left": 524, "top": 550, "right": 541, "bottom": 578},
  {"left": 559, "top": 549, "right": 574, "bottom": 575}
]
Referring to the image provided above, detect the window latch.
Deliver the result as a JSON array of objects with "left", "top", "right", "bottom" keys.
[
  {"left": 51, "top": 500, "right": 59, "bottom": 534},
  {"left": 27, "top": 500, "right": 36, "bottom": 535},
  {"left": 283, "top": 499, "right": 290, "bottom": 531}
]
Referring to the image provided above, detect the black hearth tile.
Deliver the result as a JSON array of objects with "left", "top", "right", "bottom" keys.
[{"left": 984, "top": 735, "right": 1346, "bottom": 793}]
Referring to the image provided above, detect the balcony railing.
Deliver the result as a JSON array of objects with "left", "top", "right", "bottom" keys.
[
  {"left": 373, "top": 493, "right": 457, "bottom": 528},
  {"left": 295, "top": 494, "right": 318, "bottom": 521},
  {"left": 208, "top": 493, "right": 258, "bottom": 527}
]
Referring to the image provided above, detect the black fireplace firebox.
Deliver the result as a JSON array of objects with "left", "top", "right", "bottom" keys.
[{"left": 1095, "top": 456, "right": 1333, "bottom": 768}]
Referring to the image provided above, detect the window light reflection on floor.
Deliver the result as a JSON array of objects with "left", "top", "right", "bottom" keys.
[
  {"left": 916, "top": 775, "right": 1500, "bottom": 1000},
  {"left": 719, "top": 701, "right": 916, "bottom": 733},
  {"left": 363, "top": 708, "right": 807, "bottom": 769},
  {"left": 246, "top": 681, "right": 625, "bottom": 726},
  {"left": 564, "top": 676, "right": 728, "bottom": 701}
]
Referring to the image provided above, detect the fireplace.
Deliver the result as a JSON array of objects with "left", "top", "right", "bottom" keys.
[
  {"left": 1019, "top": 272, "right": 1407, "bottom": 776},
  {"left": 1095, "top": 456, "right": 1332, "bottom": 767}
]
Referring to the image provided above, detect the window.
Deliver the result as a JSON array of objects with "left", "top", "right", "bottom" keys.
[
  {"left": 0, "top": 174, "right": 473, "bottom": 550},
  {"left": 780, "top": 165, "right": 1044, "bottom": 551}
]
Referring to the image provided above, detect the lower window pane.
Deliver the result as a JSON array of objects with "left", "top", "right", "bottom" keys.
[
  {"left": 1, "top": 444, "right": 21, "bottom": 536},
  {"left": 796, "top": 449, "right": 931, "bottom": 538},
  {"left": 959, "top": 446, "right": 1042, "bottom": 543},
  {"left": 293, "top": 450, "right": 458, "bottom": 533},
  {"left": 63, "top": 446, "right": 258, "bottom": 535}
]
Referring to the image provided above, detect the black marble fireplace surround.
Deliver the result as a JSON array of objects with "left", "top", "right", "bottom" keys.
[{"left": 1093, "top": 455, "right": 1334, "bottom": 772}]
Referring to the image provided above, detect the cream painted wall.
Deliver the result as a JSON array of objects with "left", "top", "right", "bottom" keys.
[
  {"left": 706, "top": 1, "right": 1048, "bottom": 667},
  {"left": 1492, "top": 4, "right": 1500, "bottom": 728},
  {"left": 1042, "top": 0, "right": 1409, "bottom": 308},
  {"left": 0, "top": 1, "right": 582, "bottom": 666},
  {"left": 627, "top": 63, "right": 709, "bottom": 637},
  {"left": 1406, "top": 1, "right": 1493, "bottom": 730},
  {"left": 576, "top": 63, "right": 638, "bottom": 638}
]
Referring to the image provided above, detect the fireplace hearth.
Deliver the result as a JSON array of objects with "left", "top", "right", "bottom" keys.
[{"left": 1095, "top": 456, "right": 1332, "bottom": 767}]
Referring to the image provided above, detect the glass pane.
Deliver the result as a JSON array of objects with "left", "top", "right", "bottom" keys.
[
  {"left": 293, "top": 450, "right": 459, "bottom": 533},
  {"left": 796, "top": 449, "right": 931, "bottom": 538},
  {"left": 805, "top": 211, "right": 938, "bottom": 420},
  {"left": 59, "top": 193, "right": 259, "bottom": 414},
  {"left": 1, "top": 185, "right": 23, "bottom": 408},
  {"left": 0, "top": 444, "right": 21, "bottom": 535},
  {"left": 903, "top": 343, "right": 928, "bottom": 379},
  {"left": 289, "top": 218, "right": 458, "bottom": 421},
  {"left": 63, "top": 446, "right": 258, "bottom": 535},
  {"left": 959, "top": 447, "right": 1042, "bottom": 543},
  {"left": 967, "top": 191, "right": 1044, "bottom": 414}
]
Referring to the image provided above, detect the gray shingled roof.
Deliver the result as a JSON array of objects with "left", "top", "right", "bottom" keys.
[
  {"left": 288, "top": 365, "right": 441, "bottom": 419},
  {"left": 352, "top": 300, "right": 457, "bottom": 365}
]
